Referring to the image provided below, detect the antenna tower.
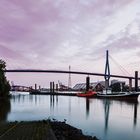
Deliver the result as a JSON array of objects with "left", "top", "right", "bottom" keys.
[{"left": 68, "top": 65, "right": 72, "bottom": 89}]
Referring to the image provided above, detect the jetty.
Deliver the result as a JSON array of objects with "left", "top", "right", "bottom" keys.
[{"left": 30, "top": 90, "right": 78, "bottom": 96}]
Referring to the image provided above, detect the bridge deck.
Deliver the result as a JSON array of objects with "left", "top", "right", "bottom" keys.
[{"left": 5, "top": 69, "right": 138, "bottom": 79}]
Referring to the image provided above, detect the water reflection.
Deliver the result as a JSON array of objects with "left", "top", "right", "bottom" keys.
[
  {"left": 12, "top": 94, "right": 26, "bottom": 103},
  {"left": 0, "top": 99, "right": 11, "bottom": 122},
  {"left": 101, "top": 99, "right": 139, "bottom": 135},
  {"left": 133, "top": 101, "right": 138, "bottom": 128},
  {"left": 86, "top": 98, "right": 90, "bottom": 118},
  {"left": 6, "top": 93, "right": 140, "bottom": 140},
  {"left": 50, "top": 95, "right": 55, "bottom": 109},
  {"left": 103, "top": 99, "right": 111, "bottom": 134},
  {"left": 50, "top": 95, "right": 59, "bottom": 111},
  {"left": 68, "top": 96, "right": 71, "bottom": 115}
]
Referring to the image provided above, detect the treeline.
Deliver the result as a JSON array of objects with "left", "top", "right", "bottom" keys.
[{"left": 0, "top": 59, "right": 10, "bottom": 98}]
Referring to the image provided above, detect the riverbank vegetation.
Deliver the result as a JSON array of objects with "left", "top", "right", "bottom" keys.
[{"left": 0, "top": 59, "right": 10, "bottom": 98}]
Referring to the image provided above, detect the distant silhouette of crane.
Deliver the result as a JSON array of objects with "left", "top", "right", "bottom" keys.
[{"left": 68, "top": 65, "right": 72, "bottom": 89}]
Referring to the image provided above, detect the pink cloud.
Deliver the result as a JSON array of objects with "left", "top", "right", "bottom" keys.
[
  {"left": 0, "top": 44, "right": 22, "bottom": 59},
  {"left": 0, "top": 0, "right": 140, "bottom": 86}
]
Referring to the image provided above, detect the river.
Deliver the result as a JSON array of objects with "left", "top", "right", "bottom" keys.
[{"left": 0, "top": 91, "right": 140, "bottom": 140}]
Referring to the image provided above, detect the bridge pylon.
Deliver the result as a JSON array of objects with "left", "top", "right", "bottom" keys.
[{"left": 104, "top": 50, "right": 110, "bottom": 89}]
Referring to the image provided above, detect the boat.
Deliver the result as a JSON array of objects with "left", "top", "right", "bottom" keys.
[
  {"left": 97, "top": 90, "right": 140, "bottom": 100},
  {"left": 77, "top": 91, "right": 97, "bottom": 97}
]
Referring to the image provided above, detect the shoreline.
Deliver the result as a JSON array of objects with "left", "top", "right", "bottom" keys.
[
  {"left": 50, "top": 120, "right": 99, "bottom": 140},
  {"left": 0, "top": 120, "right": 99, "bottom": 140}
]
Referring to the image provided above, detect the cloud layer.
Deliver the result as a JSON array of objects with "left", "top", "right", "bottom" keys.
[{"left": 1, "top": 0, "right": 140, "bottom": 86}]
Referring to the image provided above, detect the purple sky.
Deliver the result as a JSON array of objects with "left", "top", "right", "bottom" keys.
[{"left": 1, "top": 0, "right": 140, "bottom": 87}]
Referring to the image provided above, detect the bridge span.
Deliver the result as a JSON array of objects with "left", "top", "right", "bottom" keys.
[{"left": 5, "top": 69, "right": 140, "bottom": 80}]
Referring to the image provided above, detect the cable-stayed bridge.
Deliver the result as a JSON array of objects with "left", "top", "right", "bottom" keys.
[{"left": 4, "top": 51, "right": 140, "bottom": 91}]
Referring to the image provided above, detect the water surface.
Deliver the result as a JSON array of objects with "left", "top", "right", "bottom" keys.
[{"left": 1, "top": 92, "right": 140, "bottom": 140}]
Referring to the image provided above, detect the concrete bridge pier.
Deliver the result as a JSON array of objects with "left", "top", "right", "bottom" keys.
[
  {"left": 135, "top": 71, "right": 138, "bottom": 92},
  {"left": 56, "top": 84, "right": 58, "bottom": 91},
  {"left": 52, "top": 82, "right": 55, "bottom": 93},
  {"left": 50, "top": 82, "right": 52, "bottom": 93},
  {"left": 50, "top": 82, "right": 55, "bottom": 93},
  {"left": 105, "top": 80, "right": 109, "bottom": 90},
  {"left": 129, "top": 78, "right": 132, "bottom": 91},
  {"left": 86, "top": 76, "right": 90, "bottom": 91},
  {"left": 35, "top": 84, "right": 37, "bottom": 90}
]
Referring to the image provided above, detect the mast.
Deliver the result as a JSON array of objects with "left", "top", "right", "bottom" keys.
[{"left": 68, "top": 65, "right": 72, "bottom": 89}]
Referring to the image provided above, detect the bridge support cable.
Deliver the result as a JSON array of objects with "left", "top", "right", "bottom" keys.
[{"left": 109, "top": 54, "right": 132, "bottom": 77}]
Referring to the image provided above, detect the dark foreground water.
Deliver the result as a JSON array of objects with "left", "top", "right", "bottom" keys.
[{"left": 0, "top": 92, "right": 140, "bottom": 140}]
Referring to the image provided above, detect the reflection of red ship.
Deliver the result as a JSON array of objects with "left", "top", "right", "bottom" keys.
[{"left": 77, "top": 91, "right": 97, "bottom": 97}]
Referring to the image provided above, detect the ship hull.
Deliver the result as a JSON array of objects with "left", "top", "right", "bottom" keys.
[{"left": 97, "top": 92, "right": 139, "bottom": 100}]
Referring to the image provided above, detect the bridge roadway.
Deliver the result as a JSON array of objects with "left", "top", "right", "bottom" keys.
[{"left": 4, "top": 69, "right": 139, "bottom": 80}]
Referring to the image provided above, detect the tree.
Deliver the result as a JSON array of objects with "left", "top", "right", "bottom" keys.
[{"left": 0, "top": 59, "right": 10, "bottom": 97}]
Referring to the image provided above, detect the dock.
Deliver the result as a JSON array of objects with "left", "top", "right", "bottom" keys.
[{"left": 30, "top": 90, "right": 78, "bottom": 96}]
